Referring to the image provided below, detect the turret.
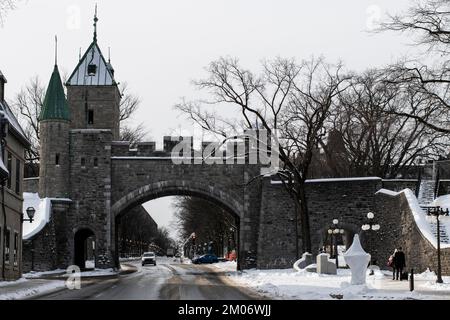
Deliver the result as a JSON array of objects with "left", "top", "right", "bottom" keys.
[
  {"left": 38, "top": 64, "right": 71, "bottom": 198},
  {"left": 65, "top": 9, "right": 121, "bottom": 139}
]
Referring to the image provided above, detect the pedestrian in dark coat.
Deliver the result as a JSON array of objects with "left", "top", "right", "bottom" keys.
[{"left": 393, "top": 247, "right": 406, "bottom": 280}]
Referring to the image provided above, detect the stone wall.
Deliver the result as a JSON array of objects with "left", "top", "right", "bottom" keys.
[
  {"left": 23, "top": 177, "right": 39, "bottom": 193},
  {"left": 67, "top": 86, "right": 120, "bottom": 140},
  {"left": 370, "top": 191, "right": 450, "bottom": 275},
  {"left": 381, "top": 179, "right": 418, "bottom": 193},
  {"left": 257, "top": 177, "right": 382, "bottom": 269},
  {"left": 68, "top": 129, "right": 114, "bottom": 268}
]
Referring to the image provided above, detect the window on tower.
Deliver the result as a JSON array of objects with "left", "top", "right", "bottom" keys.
[
  {"left": 55, "top": 153, "right": 60, "bottom": 166},
  {"left": 88, "top": 64, "right": 97, "bottom": 76},
  {"left": 81, "top": 157, "right": 86, "bottom": 168},
  {"left": 88, "top": 110, "right": 94, "bottom": 125}
]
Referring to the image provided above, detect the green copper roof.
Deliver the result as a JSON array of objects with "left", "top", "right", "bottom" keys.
[{"left": 40, "top": 65, "right": 70, "bottom": 121}]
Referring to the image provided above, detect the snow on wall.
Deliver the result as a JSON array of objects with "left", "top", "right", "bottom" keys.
[
  {"left": 271, "top": 177, "right": 381, "bottom": 184},
  {"left": 376, "top": 188, "right": 450, "bottom": 249},
  {"left": 22, "top": 193, "right": 52, "bottom": 240}
]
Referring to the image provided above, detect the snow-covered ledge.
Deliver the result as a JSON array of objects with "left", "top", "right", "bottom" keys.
[
  {"left": 22, "top": 193, "right": 72, "bottom": 240},
  {"left": 375, "top": 188, "right": 450, "bottom": 250}
]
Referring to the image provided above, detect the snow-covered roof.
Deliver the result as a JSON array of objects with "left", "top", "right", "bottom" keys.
[{"left": 66, "top": 41, "right": 115, "bottom": 86}]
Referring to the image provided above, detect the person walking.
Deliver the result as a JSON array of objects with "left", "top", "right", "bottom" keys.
[
  {"left": 393, "top": 247, "right": 406, "bottom": 280},
  {"left": 388, "top": 249, "right": 396, "bottom": 280}
]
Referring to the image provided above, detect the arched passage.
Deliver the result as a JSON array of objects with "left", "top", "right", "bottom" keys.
[
  {"left": 74, "top": 228, "right": 96, "bottom": 270},
  {"left": 110, "top": 180, "right": 244, "bottom": 269}
]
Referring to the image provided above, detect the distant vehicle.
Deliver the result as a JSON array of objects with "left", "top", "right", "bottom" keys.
[
  {"left": 142, "top": 252, "right": 156, "bottom": 266},
  {"left": 166, "top": 248, "right": 175, "bottom": 257},
  {"left": 175, "top": 253, "right": 181, "bottom": 258},
  {"left": 192, "top": 254, "right": 219, "bottom": 264}
]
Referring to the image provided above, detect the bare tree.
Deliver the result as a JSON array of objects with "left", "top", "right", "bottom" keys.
[
  {"left": 330, "top": 69, "right": 449, "bottom": 178},
  {"left": 378, "top": 0, "right": 450, "bottom": 134},
  {"left": 175, "top": 57, "right": 351, "bottom": 254}
]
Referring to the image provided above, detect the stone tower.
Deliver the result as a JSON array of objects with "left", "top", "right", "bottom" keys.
[
  {"left": 65, "top": 10, "right": 120, "bottom": 139},
  {"left": 38, "top": 64, "right": 71, "bottom": 198}
]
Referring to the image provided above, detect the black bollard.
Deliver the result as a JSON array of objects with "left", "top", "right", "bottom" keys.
[{"left": 409, "top": 268, "right": 414, "bottom": 292}]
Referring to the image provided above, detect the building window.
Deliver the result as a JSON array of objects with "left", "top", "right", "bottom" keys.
[
  {"left": 88, "top": 110, "right": 94, "bottom": 125},
  {"left": 4, "top": 228, "right": 10, "bottom": 264},
  {"left": 13, "top": 232, "right": 18, "bottom": 266},
  {"left": 15, "top": 158, "right": 20, "bottom": 194},
  {"left": 7, "top": 151, "right": 11, "bottom": 189},
  {"left": 81, "top": 157, "right": 86, "bottom": 167},
  {"left": 55, "top": 153, "right": 60, "bottom": 166},
  {"left": 93, "top": 157, "right": 98, "bottom": 168}
]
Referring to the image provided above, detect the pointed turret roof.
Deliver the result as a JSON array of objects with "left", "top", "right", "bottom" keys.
[
  {"left": 40, "top": 65, "right": 70, "bottom": 121},
  {"left": 66, "top": 42, "right": 116, "bottom": 86},
  {"left": 66, "top": 7, "right": 116, "bottom": 86}
]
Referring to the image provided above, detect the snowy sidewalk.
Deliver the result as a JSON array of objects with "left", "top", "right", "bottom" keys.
[
  {"left": 0, "top": 278, "right": 66, "bottom": 300},
  {"left": 213, "top": 261, "right": 450, "bottom": 300}
]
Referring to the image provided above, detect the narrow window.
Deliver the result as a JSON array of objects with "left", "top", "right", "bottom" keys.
[
  {"left": 88, "top": 110, "right": 94, "bottom": 125},
  {"left": 13, "top": 232, "right": 18, "bottom": 266},
  {"left": 7, "top": 152, "right": 11, "bottom": 189},
  {"left": 93, "top": 157, "right": 98, "bottom": 168},
  {"left": 4, "top": 228, "right": 10, "bottom": 264},
  {"left": 81, "top": 157, "right": 86, "bottom": 167},
  {"left": 15, "top": 158, "right": 20, "bottom": 194},
  {"left": 55, "top": 153, "right": 60, "bottom": 166}
]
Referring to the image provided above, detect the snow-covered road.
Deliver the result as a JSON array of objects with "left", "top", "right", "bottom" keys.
[{"left": 26, "top": 258, "right": 261, "bottom": 300}]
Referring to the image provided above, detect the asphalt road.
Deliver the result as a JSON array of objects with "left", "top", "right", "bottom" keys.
[{"left": 34, "top": 259, "right": 259, "bottom": 300}]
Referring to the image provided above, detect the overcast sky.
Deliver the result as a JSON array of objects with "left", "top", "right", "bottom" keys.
[{"left": 0, "top": 0, "right": 415, "bottom": 239}]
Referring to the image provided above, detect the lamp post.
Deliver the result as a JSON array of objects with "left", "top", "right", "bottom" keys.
[
  {"left": 328, "top": 219, "right": 344, "bottom": 267},
  {"left": 361, "top": 212, "right": 380, "bottom": 274},
  {"left": 426, "top": 206, "right": 449, "bottom": 284}
]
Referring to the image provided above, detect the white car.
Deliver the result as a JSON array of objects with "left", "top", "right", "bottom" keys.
[{"left": 141, "top": 252, "right": 156, "bottom": 266}]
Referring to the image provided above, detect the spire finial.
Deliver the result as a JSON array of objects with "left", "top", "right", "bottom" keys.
[
  {"left": 108, "top": 47, "right": 111, "bottom": 63},
  {"left": 93, "top": 3, "right": 98, "bottom": 42},
  {"left": 54, "top": 35, "right": 58, "bottom": 66}
]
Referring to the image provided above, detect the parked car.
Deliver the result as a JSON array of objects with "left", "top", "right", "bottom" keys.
[
  {"left": 192, "top": 254, "right": 219, "bottom": 264},
  {"left": 141, "top": 252, "right": 157, "bottom": 266}
]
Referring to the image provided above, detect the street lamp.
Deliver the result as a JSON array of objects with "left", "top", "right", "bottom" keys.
[
  {"left": 361, "top": 212, "right": 380, "bottom": 274},
  {"left": 426, "top": 206, "right": 449, "bottom": 284},
  {"left": 328, "top": 219, "right": 344, "bottom": 268},
  {"left": 22, "top": 206, "right": 35, "bottom": 223},
  {"left": 361, "top": 212, "right": 380, "bottom": 231}
]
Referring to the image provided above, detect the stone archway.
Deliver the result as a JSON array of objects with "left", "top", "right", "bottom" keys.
[
  {"left": 74, "top": 228, "right": 96, "bottom": 270},
  {"left": 110, "top": 180, "right": 244, "bottom": 269}
]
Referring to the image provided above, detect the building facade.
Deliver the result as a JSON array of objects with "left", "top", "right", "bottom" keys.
[{"left": 0, "top": 71, "right": 31, "bottom": 280}]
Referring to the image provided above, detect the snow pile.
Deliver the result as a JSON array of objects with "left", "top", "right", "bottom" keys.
[
  {"left": 213, "top": 261, "right": 237, "bottom": 271},
  {"left": 23, "top": 269, "right": 66, "bottom": 279},
  {"left": 0, "top": 280, "right": 65, "bottom": 300},
  {"left": 220, "top": 266, "right": 450, "bottom": 300},
  {"left": 376, "top": 188, "right": 450, "bottom": 249},
  {"left": 22, "top": 193, "right": 52, "bottom": 240}
]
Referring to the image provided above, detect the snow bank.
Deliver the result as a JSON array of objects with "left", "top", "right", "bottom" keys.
[
  {"left": 376, "top": 188, "right": 450, "bottom": 249},
  {"left": 222, "top": 267, "right": 450, "bottom": 300},
  {"left": 0, "top": 280, "right": 65, "bottom": 300}
]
